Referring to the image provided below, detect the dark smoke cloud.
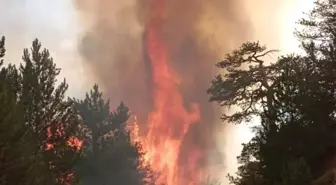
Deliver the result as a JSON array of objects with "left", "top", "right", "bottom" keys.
[{"left": 74, "top": 0, "right": 252, "bottom": 178}]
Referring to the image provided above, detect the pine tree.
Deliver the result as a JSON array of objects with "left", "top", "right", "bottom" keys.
[
  {"left": 0, "top": 37, "right": 82, "bottom": 185},
  {"left": 74, "top": 84, "right": 156, "bottom": 185},
  {"left": 15, "top": 39, "right": 81, "bottom": 185},
  {"left": 207, "top": 0, "right": 336, "bottom": 181},
  {"left": 0, "top": 36, "right": 27, "bottom": 185},
  {"left": 73, "top": 84, "right": 129, "bottom": 157}
]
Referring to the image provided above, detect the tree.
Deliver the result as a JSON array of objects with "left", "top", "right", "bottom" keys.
[
  {"left": 207, "top": 42, "right": 280, "bottom": 184},
  {"left": 280, "top": 158, "right": 311, "bottom": 185},
  {"left": 208, "top": 4, "right": 336, "bottom": 184},
  {"left": 19, "top": 39, "right": 82, "bottom": 185},
  {"left": 295, "top": 0, "right": 336, "bottom": 180},
  {"left": 0, "top": 37, "right": 81, "bottom": 185},
  {"left": 74, "top": 85, "right": 156, "bottom": 185},
  {"left": 0, "top": 36, "right": 28, "bottom": 185},
  {"left": 207, "top": 42, "right": 280, "bottom": 122},
  {"left": 207, "top": 38, "right": 336, "bottom": 184}
]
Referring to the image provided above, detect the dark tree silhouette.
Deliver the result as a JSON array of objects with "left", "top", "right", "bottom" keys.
[
  {"left": 74, "top": 84, "right": 157, "bottom": 185},
  {"left": 0, "top": 37, "right": 81, "bottom": 185},
  {"left": 208, "top": 1, "right": 336, "bottom": 184}
]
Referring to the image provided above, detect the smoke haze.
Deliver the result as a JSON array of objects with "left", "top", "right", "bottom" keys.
[
  {"left": 74, "top": 0, "right": 253, "bottom": 182},
  {"left": 1, "top": 0, "right": 313, "bottom": 184}
]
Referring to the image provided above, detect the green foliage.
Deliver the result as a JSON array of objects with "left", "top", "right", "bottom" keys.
[
  {"left": 207, "top": 42, "right": 279, "bottom": 126},
  {"left": 73, "top": 84, "right": 129, "bottom": 155},
  {"left": 0, "top": 36, "right": 27, "bottom": 185},
  {"left": 19, "top": 39, "right": 81, "bottom": 185},
  {"left": 209, "top": 40, "right": 336, "bottom": 185},
  {"left": 0, "top": 79, "right": 26, "bottom": 185},
  {"left": 281, "top": 158, "right": 311, "bottom": 185},
  {"left": 227, "top": 161, "right": 263, "bottom": 185},
  {"left": 0, "top": 36, "right": 157, "bottom": 185},
  {"left": 208, "top": 0, "right": 336, "bottom": 183},
  {"left": 0, "top": 37, "right": 81, "bottom": 185},
  {"left": 74, "top": 85, "right": 156, "bottom": 185}
]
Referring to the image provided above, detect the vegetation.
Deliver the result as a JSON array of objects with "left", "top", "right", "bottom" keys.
[
  {"left": 2, "top": 0, "right": 336, "bottom": 185},
  {"left": 73, "top": 85, "right": 156, "bottom": 185},
  {"left": 208, "top": 0, "right": 336, "bottom": 184},
  {"left": 0, "top": 37, "right": 155, "bottom": 185},
  {"left": 0, "top": 37, "right": 81, "bottom": 185}
]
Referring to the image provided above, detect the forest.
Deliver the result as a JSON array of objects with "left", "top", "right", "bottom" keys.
[{"left": 1, "top": 1, "right": 336, "bottom": 185}]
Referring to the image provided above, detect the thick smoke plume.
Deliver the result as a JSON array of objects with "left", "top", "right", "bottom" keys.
[{"left": 74, "top": 0, "right": 251, "bottom": 183}]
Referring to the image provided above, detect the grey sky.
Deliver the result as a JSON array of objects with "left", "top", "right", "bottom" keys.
[{"left": 0, "top": 0, "right": 91, "bottom": 97}]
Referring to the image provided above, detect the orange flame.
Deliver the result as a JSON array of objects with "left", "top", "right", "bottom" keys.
[
  {"left": 44, "top": 126, "right": 82, "bottom": 185},
  {"left": 67, "top": 136, "right": 83, "bottom": 151},
  {"left": 143, "top": 0, "right": 202, "bottom": 184},
  {"left": 45, "top": 126, "right": 83, "bottom": 151},
  {"left": 127, "top": 115, "right": 141, "bottom": 144}
]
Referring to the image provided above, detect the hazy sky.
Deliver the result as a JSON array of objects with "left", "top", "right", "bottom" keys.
[
  {"left": 0, "top": 0, "right": 314, "bottom": 97},
  {"left": 217, "top": 0, "right": 315, "bottom": 180},
  {"left": 0, "top": 0, "right": 315, "bottom": 183},
  {"left": 0, "top": 0, "right": 90, "bottom": 97}
]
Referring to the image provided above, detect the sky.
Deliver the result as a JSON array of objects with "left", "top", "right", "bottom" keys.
[
  {"left": 0, "top": 0, "right": 314, "bottom": 96},
  {"left": 0, "top": 0, "right": 315, "bottom": 183},
  {"left": 0, "top": 0, "right": 91, "bottom": 97},
  {"left": 219, "top": 0, "right": 315, "bottom": 181}
]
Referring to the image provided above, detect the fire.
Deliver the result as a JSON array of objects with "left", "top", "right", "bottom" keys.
[
  {"left": 67, "top": 136, "right": 83, "bottom": 151},
  {"left": 44, "top": 126, "right": 82, "bottom": 185},
  {"left": 127, "top": 115, "right": 141, "bottom": 144},
  {"left": 45, "top": 126, "right": 83, "bottom": 151},
  {"left": 143, "top": 0, "right": 202, "bottom": 184}
]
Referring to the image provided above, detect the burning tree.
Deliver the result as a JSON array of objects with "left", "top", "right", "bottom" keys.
[
  {"left": 0, "top": 37, "right": 82, "bottom": 185},
  {"left": 74, "top": 84, "right": 157, "bottom": 185}
]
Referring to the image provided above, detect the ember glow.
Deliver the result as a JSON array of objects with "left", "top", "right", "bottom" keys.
[{"left": 45, "top": 126, "right": 83, "bottom": 151}]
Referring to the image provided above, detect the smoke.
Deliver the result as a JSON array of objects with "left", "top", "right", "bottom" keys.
[
  {"left": 0, "top": 0, "right": 312, "bottom": 184},
  {"left": 74, "top": 0, "right": 251, "bottom": 183}
]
